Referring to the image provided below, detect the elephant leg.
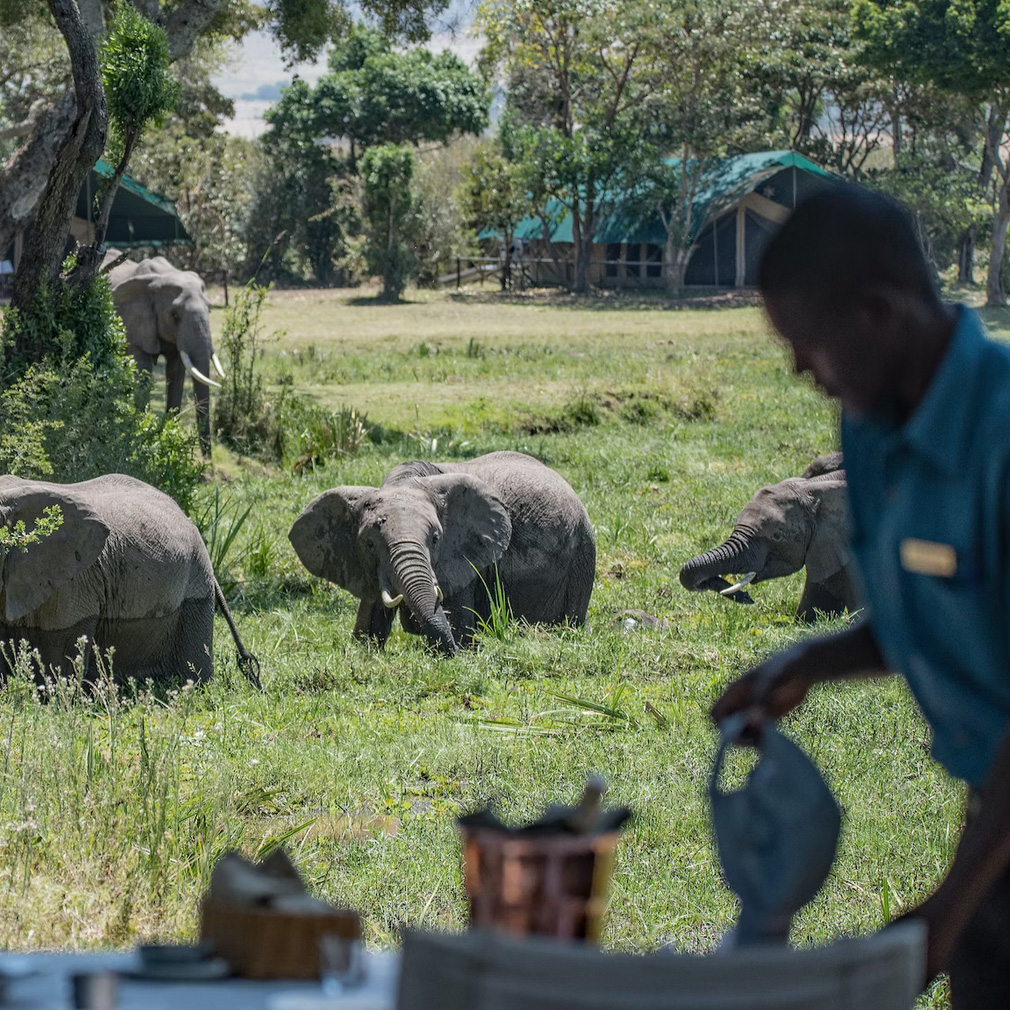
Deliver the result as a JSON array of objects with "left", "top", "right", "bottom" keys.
[
  {"left": 164, "top": 348, "right": 186, "bottom": 414},
  {"left": 0, "top": 620, "right": 99, "bottom": 682},
  {"left": 796, "top": 578, "right": 847, "bottom": 623},
  {"left": 562, "top": 541, "right": 596, "bottom": 627},
  {"left": 131, "top": 349, "right": 156, "bottom": 408},
  {"left": 444, "top": 583, "right": 482, "bottom": 647},
  {"left": 173, "top": 598, "right": 215, "bottom": 683},
  {"left": 353, "top": 598, "right": 396, "bottom": 647}
]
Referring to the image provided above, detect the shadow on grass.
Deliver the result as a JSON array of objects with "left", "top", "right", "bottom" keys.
[{"left": 445, "top": 287, "right": 764, "bottom": 312}]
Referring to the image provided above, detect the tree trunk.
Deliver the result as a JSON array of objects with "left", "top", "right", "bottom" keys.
[
  {"left": 958, "top": 225, "right": 976, "bottom": 285},
  {"left": 987, "top": 179, "right": 1010, "bottom": 307},
  {"left": 10, "top": 0, "right": 107, "bottom": 321},
  {"left": 662, "top": 243, "right": 689, "bottom": 297},
  {"left": 573, "top": 191, "right": 594, "bottom": 296}
]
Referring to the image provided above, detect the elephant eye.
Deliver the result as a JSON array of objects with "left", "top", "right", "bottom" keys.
[
  {"left": 771, "top": 531, "right": 785, "bottom": 543},
  {"left": 431, "top": 529, "right": 440, "bottom": 545}
]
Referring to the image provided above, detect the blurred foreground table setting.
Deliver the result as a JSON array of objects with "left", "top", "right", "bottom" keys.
[{"left": 0, "top": 848, "right": 397, "bottom": 1010}]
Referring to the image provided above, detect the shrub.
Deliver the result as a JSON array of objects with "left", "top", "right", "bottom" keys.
[
  {"left": 0, "top": 274, "right": 203, "bottom": 510},
  {"left": 289, "top": 404, "right": 369, "bottom": 474},
  {"left": 215, "top": 282, "right": 286, "bottom": 461}
]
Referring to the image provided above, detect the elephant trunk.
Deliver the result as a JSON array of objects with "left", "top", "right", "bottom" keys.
[
  {"left": 389, "top": 544, "right": 456, "bottom": 656},
  {"left": 679, "top": 530, "right": 767, "bottom": 604}
]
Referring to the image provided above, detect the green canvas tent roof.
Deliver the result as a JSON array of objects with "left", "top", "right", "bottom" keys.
[
  {"left": 75, "top": 160, "right": 192, "bottom": 247},
  {"left": 493, "top": 150, "right": 833, "bottom": 246}
]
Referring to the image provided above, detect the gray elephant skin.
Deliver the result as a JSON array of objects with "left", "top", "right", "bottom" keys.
[
  {"left": 0, "top": 474, "right": 257, "bottom": 683},
  {"left": 109, "top": 256, "right": 225, "bottom": 455},
  {"left": 679, "top": 456, "right": 855, "bottom": 622},
  {"left": 288, "top": 450, "right": 596, "bottom": 656}
]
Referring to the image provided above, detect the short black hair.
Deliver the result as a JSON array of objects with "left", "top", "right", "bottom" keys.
[{"left": 758, "top": 183, "right": 939, "bottom": 309}]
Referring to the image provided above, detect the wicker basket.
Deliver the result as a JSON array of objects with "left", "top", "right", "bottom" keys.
[
  {"left": 199, "top": 899, "right": 361, "bottom": 979},
  {"left": 460, "top": 829, "right": 619, "bottom": 941}
]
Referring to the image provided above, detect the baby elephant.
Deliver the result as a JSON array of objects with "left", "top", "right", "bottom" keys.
[
  {"left": 0, "top": 474, "right": 259, "bottom": 684},
  {"left": 289, "top": 450, "right": 596, "bottom": 655},
  {"left": 679, "top": 457, "right": 855, "bottom": 622}
]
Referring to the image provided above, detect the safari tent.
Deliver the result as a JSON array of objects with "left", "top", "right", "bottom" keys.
[
  {"left": 498, "top": 151, "right": 834, "bottom": 290},
  {"left": 4, "top": 159, "right": 191, "bottom": 275}
]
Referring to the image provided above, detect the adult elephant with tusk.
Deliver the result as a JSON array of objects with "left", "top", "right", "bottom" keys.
[
  {"left": 288, "top": 451, "right": 596, "bottom": 656},
  {"left": 678, "top": 463, "right": 856, "bottom": 622},
  {"left": 109, "top": 256, "right": 226, "bottom": 456}
]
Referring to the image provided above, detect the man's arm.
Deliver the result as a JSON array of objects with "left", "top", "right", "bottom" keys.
[
  {"left": 903, "top": 724, "right": 1010, "bottom": 981},
  {"left": 710, "top": 619, "right": 891, "bottom": 728}
]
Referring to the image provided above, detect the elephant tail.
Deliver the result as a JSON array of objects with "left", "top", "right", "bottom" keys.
[{"left": 214, "top": 581, "right": 262, "bottom": 690}]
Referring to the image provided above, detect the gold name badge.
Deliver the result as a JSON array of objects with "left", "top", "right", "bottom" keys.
[{"left": 900, "top": 538, "right": 958, "bottom": 578}]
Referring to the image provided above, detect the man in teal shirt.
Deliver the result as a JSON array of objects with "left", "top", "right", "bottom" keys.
[{"left": 713, "top": 185, "right": 1010, "bottom": 1007}]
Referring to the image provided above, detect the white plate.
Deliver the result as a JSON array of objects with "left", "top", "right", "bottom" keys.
[{"left": 123, "top": 957, "right": 232, "bottom": 981}]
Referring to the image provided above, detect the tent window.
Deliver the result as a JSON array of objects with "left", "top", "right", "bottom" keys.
[
  {"left": 645, "top": 244, "right": 662, "bottom": 278},
  {"left": 605, "top": 243, "right": 621, "bottom": 278}
]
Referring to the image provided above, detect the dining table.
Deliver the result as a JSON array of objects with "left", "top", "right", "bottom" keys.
[{"left": 0, "top": 948, "right": 401, "bottom": 1010}]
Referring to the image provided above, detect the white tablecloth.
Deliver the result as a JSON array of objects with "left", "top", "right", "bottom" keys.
[{"left": 0, "top": 949, "right": 400, "bottom": 1010}]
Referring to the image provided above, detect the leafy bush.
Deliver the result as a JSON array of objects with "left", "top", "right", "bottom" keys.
[
  {"left": 0, "top": 274, "right": 203, "bottom": 510},
  {"left": 213, "top": 284, "right": 374, "bottom": 472},
  {"left": 289, "top": 404, "right": 369, "bottom": 473},
  {"left": 215, "top": 282, "right": 287, "bottom": 460}
]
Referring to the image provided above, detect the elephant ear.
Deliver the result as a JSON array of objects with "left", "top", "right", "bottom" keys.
[
  {"left": 426, "top": 474, "right": 512, "bottom": 594},
  {"left": 2, "top": 492, "right": 109, "bottom": 623},
  {"left": 288, "top": 487, "right": 374, "bottom": 597},
  {"left": 110, "top": 272, "right": 160, "bottom": 356},
  {"left": 805, "top": 478, "right": 850, "bottom": 584}
]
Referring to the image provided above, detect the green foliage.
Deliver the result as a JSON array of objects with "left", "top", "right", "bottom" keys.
[
  {"left": 0, "top": 275, "right": 203, "bottom": 510},
  {"left": 360, "top": 143, "right": 417, "bottom": 300},
  {"left": 192, "top": 487, "right": 252, "bottom": 596},
  {"left": 250, "top": 23, "right": 488, "bottom": 284},
  {"left": 266, "top": 23, "right": 489, "bottom": 157},
  {"left": 215, "top": 283, "right": 286, "bottom": 460},
  {"left": 0, "top": 12, "right": 68, "bottom": 161},
  {"left": 411, "top": 140, "right": 481, "bottom": 287},
  {"left": 853, "top": 0, "right": 1010, "bottom": 99},
  {"left": 868, "top": 154, "right": 991, "bottom": 273},
  {"left": 101, "top": 6, "right": 179, "bottom": 140},
  {"left": 289, "top": 404, "right": 369, "bottom": 473},
  {"left": 0, "top": 504, "right": 63, "bottom": 552},
  {"left": 131, "top": 128, "right": 254, "bottom": 284}
]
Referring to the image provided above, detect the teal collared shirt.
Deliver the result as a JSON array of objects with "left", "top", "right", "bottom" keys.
[{"left": 842, "top": 307, "right": 1010, "bottom": 788}]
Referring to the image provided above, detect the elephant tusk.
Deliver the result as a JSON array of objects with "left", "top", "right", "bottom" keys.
[
  {"left": 211, "top": 353, "right": 227, "bottom": 379},
  {"left": 381, "top": 589, "right": 403, "bottom": 608},
  {"left": 720, "top": 572, "right": 758, "bottom": 597},
  {"left": 180, "top": 349, "right": 222, "bottom": 390},
  {"left": 434, "top": 582, "right": 444, "bottom": 602}
]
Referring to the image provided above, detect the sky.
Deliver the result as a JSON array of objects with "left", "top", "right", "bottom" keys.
[{"left": 213, "top": 5, "right": 482, "bottom": 138}]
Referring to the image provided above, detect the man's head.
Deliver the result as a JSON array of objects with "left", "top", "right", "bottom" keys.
[{"left": 759, "top": 184, "right": 948, "bottom": 417}]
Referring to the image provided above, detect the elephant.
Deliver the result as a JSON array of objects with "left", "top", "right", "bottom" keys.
[
  {"left": 109, "top": 256, "right": 225, "bottom": 455},
  {"left": 0, "top": 474, "right": 260, "bottom": 685},
  {"left": 800, "top": 450, "right": 843, "bottom": 479},
  {"left": 678, "top": 465, "right": 855, "bottom": 622},
  {"left": 288, "top": 450, "right": 596, "bottom": 656}
]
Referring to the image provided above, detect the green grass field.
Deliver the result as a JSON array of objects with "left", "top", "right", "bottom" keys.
[{"left": 5, "top": 285, "right": 1009, "bottom": 1005}]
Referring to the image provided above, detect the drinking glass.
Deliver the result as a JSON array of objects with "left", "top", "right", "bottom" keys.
[{"left": 318, "top": 933, "right": 363, "bottom": 997}]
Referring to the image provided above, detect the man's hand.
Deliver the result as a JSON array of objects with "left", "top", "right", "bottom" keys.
[
  {"left": 710, "top": 643, "right": 813, "bottom": 734},
  {"left": 710, "top": 622, "right": 889, "bottom": 735}
]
